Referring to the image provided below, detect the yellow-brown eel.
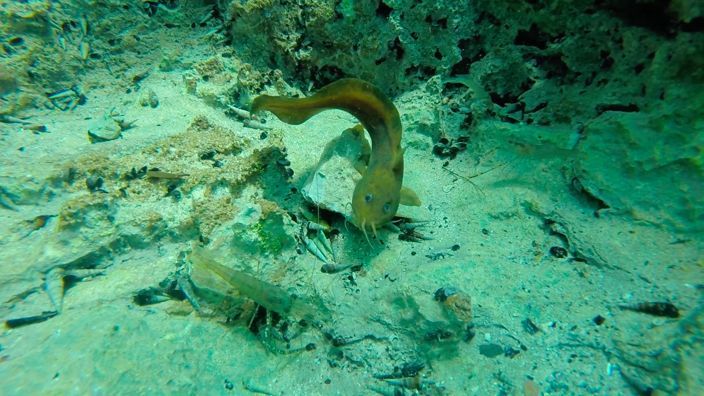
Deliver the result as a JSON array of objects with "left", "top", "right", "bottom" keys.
[{"left": 251, "top": 78, "right": 419, "bottom": 238}]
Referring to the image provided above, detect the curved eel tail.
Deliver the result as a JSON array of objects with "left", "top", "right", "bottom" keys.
[{"left": 250, "top": 78, "right": 401, "bottom": 150}]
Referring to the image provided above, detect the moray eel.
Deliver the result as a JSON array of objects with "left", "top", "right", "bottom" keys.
[{"left": 251, "top": 78, "right": 420, "bottom": 239}]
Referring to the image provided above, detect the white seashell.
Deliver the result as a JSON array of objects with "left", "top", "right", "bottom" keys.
[
  {"left": 304, "top": 237, "right": 331, "bottom": 264},
  {"left": 44, "top": 267, "right": 65, "bottom": 314},
  {"left": 79, "top": 41, "right": 90, "bottom": 61}
]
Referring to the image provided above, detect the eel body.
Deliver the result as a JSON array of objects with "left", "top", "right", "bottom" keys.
[{"left": 251, "top": 78, "right": 418, "bottom": 235}]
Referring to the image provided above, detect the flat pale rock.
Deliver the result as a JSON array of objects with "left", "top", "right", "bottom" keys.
[{"left": 301, "top": 126, "right": 370, "bottom": 220}]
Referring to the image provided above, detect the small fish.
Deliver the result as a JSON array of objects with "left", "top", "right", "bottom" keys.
[
  {"left": 26, "top": 124, "right": 48, "bottom": 133},
  {"left": 5, "top": 311, "right": 58, "bottom": 329},
  {"left": 320, "top": 262, "right": 360, "bottom": 274},
  {"left": 619, "top": 302, "right": 680, "bottom": 318},
  {"left": 146, "top": 169, "right": 189, "bottom": 179}
]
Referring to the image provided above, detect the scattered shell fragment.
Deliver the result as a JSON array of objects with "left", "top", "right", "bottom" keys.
[
  {"left": 304, "top": 236, "right": 331, "bottom": 265},
  {"left": 316, "top": 229, "right": 335, "bottom": 262},
  {"left": 146, "top": 169, "right": 189, "bottom": 179},
  {"left": 299, "top": 220, "right": 339, "bottom": 266},
  {"left": 47, "top": 86, "right": 86, "bottom": 111},
  {"left": 79, "top": 41, "right": 90, "bottom": 61},
  {"left": 227, "top": 105, "right": 252, "bottom": 120},
  {"left": 44, "top": 267, "right": 65, "bottom": 314},
  {"left": 80, "top": 15, "right": 89, "bottom": 36},
  {"left": 139, "top": 88, "right": 159, "bottom": 108},
  {"left": 243, "top": 118, "right": 272, "bottom": 131}
]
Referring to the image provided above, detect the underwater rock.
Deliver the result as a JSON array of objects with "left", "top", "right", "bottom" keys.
[
  {"left": 575, "top": 108, "right": 704, "bottom": 232},
  {"left": 87, "top": 110, "right": 135, "bottom": 143},
  {"left": 187, "top": 56, "right": 242, "bottom": 108},
  {"left": 301, "top": 125, "right": 370, "bottom": 220}
]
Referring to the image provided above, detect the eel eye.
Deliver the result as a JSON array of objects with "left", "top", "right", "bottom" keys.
[
  {"left": 382, "top": 202, "right": 391, "bottom": 213},
  {"left": 365, "top": 193, "right": 373, "bottom": 203}
]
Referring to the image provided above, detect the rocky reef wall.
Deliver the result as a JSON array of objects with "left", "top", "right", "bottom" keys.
[{"left": 222, "top": 0, "right": 704, "bottom": 231}]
